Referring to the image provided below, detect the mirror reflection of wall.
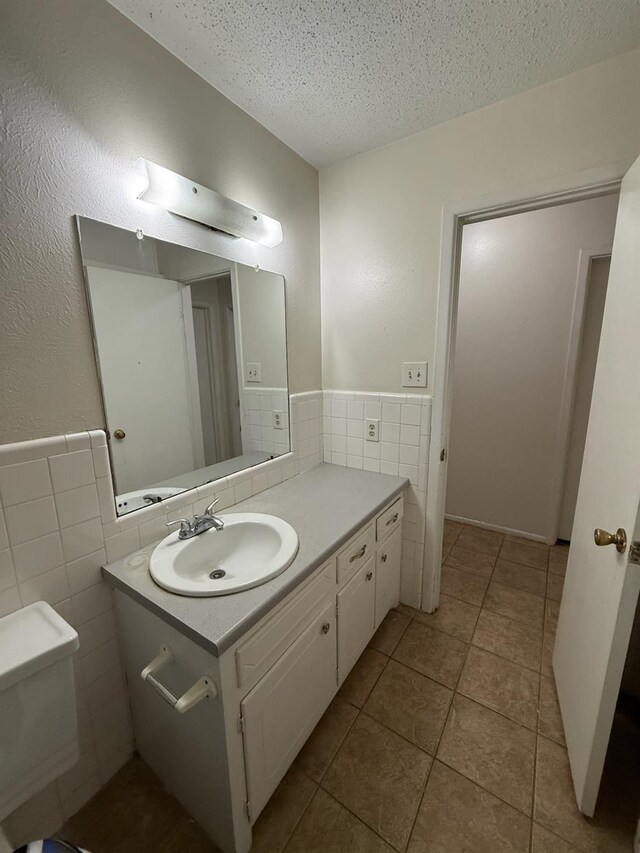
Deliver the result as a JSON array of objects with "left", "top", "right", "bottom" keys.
[{"left": 77, "top": 217, "right": 289, "bottom": 516}]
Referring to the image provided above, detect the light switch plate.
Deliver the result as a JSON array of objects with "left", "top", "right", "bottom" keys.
[
  {"left": 273, "top": 411, "right": 284, "bottom": 430},
  {"left": 366, "top": 419, "right": 379, "bottom": 442},
  {"left": 246, "top": 363, "right": 261, "bottom": 382},
  {"left": 402, "top": 362, "right": 428, "bottom": 387}
]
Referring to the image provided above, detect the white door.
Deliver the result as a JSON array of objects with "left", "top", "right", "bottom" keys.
[
  {"left": 240, "top": 600, "right": 336, "bottom": 821},
  {"left": 86, "top": 266, "right": 198, "bottom": 494},
  {"left": 554, "top": 155, "right": 640, "bottom": 815},
  {"left": 337, "top": 556, "right": 376, "bottom": 683},
  {"left": 375, "top": 527, "right": 402, "bottom": 627}
]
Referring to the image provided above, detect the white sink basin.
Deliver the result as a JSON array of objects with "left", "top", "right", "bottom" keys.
[{"left": 149, "top": 513, "right": 299, "bottom": 596}]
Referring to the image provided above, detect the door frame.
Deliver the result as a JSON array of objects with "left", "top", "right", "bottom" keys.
[{"left": 421, "top": 162, "right": 629, "bottom": 613}]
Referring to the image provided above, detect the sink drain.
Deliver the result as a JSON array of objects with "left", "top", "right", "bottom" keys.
[{"left": 209, "top": 569, "right": 226, "bottom": 580}]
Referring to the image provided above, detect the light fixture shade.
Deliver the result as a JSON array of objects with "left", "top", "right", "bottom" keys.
[{"left": 135, "top": 159, "right": 283, "bottom": 248}]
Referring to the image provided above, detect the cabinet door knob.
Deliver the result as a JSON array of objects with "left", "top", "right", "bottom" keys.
[
  {"left": 381, "top": 553, "right": 387, "bottom": 563},
  {"left": 321, "top": 622, "right": 331, "bottom": 634},
  {"left": 366, "top": 571, "right": 373, "bottom": 581},
  {"left": 386, "top": 513, "right": 398, "bottom": 527}
]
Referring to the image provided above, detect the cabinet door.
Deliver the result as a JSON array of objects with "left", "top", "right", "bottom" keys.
[
  {"left": 337, "top": 555, "right": 376, "bottom": 684},
  {"left": 375, "top": 527, "right": 402, "bottom": 627},
  {"left": 241, "top": 599, "right": 336, "bottom": 821}
]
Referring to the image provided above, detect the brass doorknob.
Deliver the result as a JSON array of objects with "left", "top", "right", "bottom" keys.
[
  {"left": 594, "top": 528, "right": 627, "bottom": 553},
  {"left": 113, "top": 429, "right": 126, "bottom": 440}
]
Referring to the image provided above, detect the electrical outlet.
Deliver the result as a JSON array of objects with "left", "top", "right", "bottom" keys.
[
  {"left": 366, "top": 419, "right": 379, "bottom": 442},
  {"left": 246, "top": 363, "right": 261, "bottom": 382},
  {"left": 273, "top": 411, "right": 284, "bottom": 430},
  {"left": 402, "top": 362, "right": 428, "bottom": 387}
]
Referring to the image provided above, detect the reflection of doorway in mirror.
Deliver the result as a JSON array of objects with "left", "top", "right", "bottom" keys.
[{"left": 190, "top": 275, "right": 242, "bottom": 465}]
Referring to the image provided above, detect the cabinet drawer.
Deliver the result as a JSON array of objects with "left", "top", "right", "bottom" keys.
[
  {"left": 336, "top": 523, "right": 374, "bottom": 585},
  {"left": 376, "top": 496, "right": 404, "bottom": 542},
  {"left": 235, "top": 560, "right": 335, "bottom": 689}
]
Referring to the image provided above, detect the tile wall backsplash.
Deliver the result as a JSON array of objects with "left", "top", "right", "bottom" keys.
[
  {"left": 0, "top": 391, "right": 322, "bottom": 845},
  {"left": 322, "top": 390, "right": 431, "bottom": 607},
  {"left": 0, "top": 387, "right": 430, "bottom": 843},
  {"left": 241, "top": 386, "right": 291, "bottom": 455}
]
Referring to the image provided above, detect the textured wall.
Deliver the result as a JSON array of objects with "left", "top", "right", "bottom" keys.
[
  {"left": 319, "top": 48, "right": 640, "bottom": 393},
  {"left": 0, "top": 0, "right": 320, "bottom": 443}
]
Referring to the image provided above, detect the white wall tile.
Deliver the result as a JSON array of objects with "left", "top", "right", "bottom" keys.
[
  {"left": 0, "top": 585, "right": 22, "bottom": 617},
  {"left": 55, "top": 484, "right": 101, "bottom": 529},
  {"left": 380, "top": 422, "right": 400, "bottom": 443},
  {"left": 363, "top": 441, "right": 381, "bottom": 460},
  {"left": 49, "top": 449, "right": 95, "bottom": 493},
  {"left": 400, "top": 424, "right": 420, "bottom": 446},
  {"left": 0, "top": 509, "right": 8, "bottom": 551},
  {"left": 0, "top": 548, "right": 17, "bottom": 592},
  {"left": 92, "top": 445, "right": 110, "bottom": 479},
  {"left": 381, "top": 402, "right": 401, "bottom": 423},
  {"left": 0, "top": 458, "right": 52, "bottom": 507},
  {"left": 4, "top": 496, "right": 59, "bottom": 546},
  {"left": 381, "top": 442, "right": 399, "bottom": 463},
  {"left": 401, "top": 404, "right": 422, "bottom": 426},
  {"left": 72, "top": 583, "right": 113, "bottom": 625},
  {"left": 19, "top": 565, "right": 70, "bottom": 607},
  {"left": 12, "top": 531, "right": 65, "bottom": 581},
  {"left": 65, "top": 434, "right": 91, "bottom": 453},
  {"left": 61, "top": 518, "right": 104, "bottom": 563},
  {"left": 104, "top": 527, "right": 140, "bottom": 563},
  {"left": 400, "top": 444, "right": 420, "bottom": 466},
  {"left": 66, "top": 550, "right": 106, "bottom": 595},
  {"left": 364, "top": 401, "right": 381, "bottom": 420}
]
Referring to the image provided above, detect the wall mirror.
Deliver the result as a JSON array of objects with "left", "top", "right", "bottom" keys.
[{"left": 76, "top": 217, "right": 289, "bottom": 516}]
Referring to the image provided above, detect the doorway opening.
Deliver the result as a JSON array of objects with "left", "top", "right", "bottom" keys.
[
  {"left": 425, "top": 172, "right": 640, "bottom": 840},
  {"left": 444, "top": 197, "right": 616, "bottom": 547}
]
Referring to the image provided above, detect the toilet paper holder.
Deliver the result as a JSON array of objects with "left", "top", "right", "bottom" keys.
[{"left": 140, "top": 644, "right": 217, "bottom": 713}]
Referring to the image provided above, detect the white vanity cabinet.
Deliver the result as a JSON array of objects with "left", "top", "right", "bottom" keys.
[{"left": 114, "top": 490, "right": 404, "bottom": 853}]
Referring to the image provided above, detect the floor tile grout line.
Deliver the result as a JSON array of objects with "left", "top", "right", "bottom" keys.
[{"left": 404, "top": 570, "right": 493, "bottom": 846}]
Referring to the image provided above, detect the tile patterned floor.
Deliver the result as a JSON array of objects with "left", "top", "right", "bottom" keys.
[{"left": 61, "top": 521, "right": 638, "bottom": 852}]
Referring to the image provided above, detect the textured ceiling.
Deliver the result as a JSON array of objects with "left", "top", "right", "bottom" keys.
[{"left": 108, "top": 0, "right": 640, "bottom": 167}]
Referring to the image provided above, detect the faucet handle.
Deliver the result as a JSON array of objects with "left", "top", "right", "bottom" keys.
[
  {"left": 205, "top": 499, "right": 219, "bottom": 516},
  {"left": 166, "top": 518, "right": 191, "bottom": 533}
]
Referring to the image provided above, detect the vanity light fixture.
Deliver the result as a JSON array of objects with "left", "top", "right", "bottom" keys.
[{"left": 134, "top": 158, "right": 283, "bottom": 248}]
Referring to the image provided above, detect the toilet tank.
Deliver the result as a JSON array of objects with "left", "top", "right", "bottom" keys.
[{"left": 0, "top": 602, "right": 80, "bottom": 821}]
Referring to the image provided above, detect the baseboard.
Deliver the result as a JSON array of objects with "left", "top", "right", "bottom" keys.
[{"left": 445, "top": 513, "right": 549, "bottom": 544}]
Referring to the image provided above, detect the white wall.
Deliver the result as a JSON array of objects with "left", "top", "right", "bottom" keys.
[
  {"left": 319, "top": 48, "right": 640, "bottom": 394},
  {"left": 445, "top": 196, "right": 618, "bottom": 540},
  {"left": 0, "top": 0, "right": 320, "bottom": 444}
]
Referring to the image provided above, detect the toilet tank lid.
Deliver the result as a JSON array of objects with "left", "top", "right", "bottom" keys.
[{"left": 0, "top": 601, "right": 79, "bottom": 692}]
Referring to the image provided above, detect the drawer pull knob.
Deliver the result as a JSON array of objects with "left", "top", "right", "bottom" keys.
[
  {"left": 349, "top": 544, "right": 367, "bottom": 563},
  {"left": 386, "top": 513, "right": 399, "bottom": 527},
  {"left": 381, "top": 553, "right": 387, "bottom": 562},
  {"left": 366, "top": 571, "right": 373, "bottom": 581},
  {"left": 321, "top": 622, "right": 331, "bottom": 634}
]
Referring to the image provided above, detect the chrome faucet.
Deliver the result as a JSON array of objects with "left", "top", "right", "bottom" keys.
[{"left": 166, "top": 499, "right": 225, "bottom": 540}]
